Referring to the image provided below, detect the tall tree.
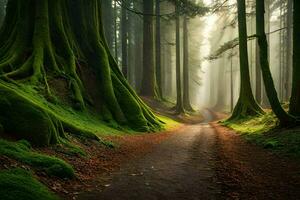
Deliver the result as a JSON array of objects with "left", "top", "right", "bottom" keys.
[
  {"left": 256, "top": 0, "right": 295, "bottom": 125},
  {"left": 228, "top": 0, "right": 263, "bottom": 121},
  {"left": 0, "top": 0, "right": 162, "bottom": 145},
  {"left": 155, "top": 0, "right": 162, "bottom": 99},
  {"left": 121, "top": 0, "right": 128, "bottom": 78},
  {"left": 182, "top": 15, "right": 193, "bottom": 111},
  {"left": 285, "top": 0, "right": 293, "bottom": 100},
  {"left": 289, "top": 0, "right": 300, "bottom": 116},
  {"left": 140, "top": 0, "right": 158, "bottom": 98},
  {"left": 175, "top": 1, "right": 185, "bottom": 113}
]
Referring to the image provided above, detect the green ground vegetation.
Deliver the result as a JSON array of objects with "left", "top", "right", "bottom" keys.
[
  {"left": 223, "top": 110, "right": 300, "bottom": 158},
  {"left": 0, "top": 139, "right": 74, "bottom": 178},
  {"left": 0, "top": 168, "right": 59, "bottom": 200}
]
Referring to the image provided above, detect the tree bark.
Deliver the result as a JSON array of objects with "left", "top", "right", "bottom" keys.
[
  {"left": 0, "top": 0, "right": 5, "bottom": 25},
  {"left": 255, "top": 41, "right": 262, "bottom": 104},
  {"left": 228, "top": 0, "right": 263, "bottom": 121},
  {"left": 183, "top": 15, "right": 193, "bottom": 111},
  {"left": 256, "top": 0, "right": 295, "bottom": 125},
  {"left": 155, "top": 0, "right": 162, "bottom": 99},
  {"left": 289, "top": 0, "right": 300, "bottom": 116},
  {"left": 140, "top": 0, "right": 158, "bottom": 98},
  {"left": 121, "top": 1, "right": 128, "bottom": 78},
  {"left": 175, "top": 2, "right": 184, "bottom": 114}
]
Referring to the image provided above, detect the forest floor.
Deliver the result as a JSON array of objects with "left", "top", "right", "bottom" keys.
[{"left": 1, "top": 109, "right": 300, "bottom": 199}]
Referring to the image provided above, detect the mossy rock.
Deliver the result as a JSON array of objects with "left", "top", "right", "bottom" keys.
[
  {"left": 0, "top": 168, "right": 59, "bottom": 200},
  {"left": 0, "top": 87, "right": 63, "bottom": 146}
]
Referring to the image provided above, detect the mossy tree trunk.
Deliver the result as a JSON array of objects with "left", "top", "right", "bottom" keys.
[
  {"left": 256, "top": 0, "right": 295, "bottom": 126},
  {"left": 0, "top": 0, "right": 5, "bottom": 25},
  {"left": 228, "top": 0, "right": 263, "bottom": 121},
  {"left": 289, "top": 0, "right": 300, "bottom": 116},
  {"left": 0, "top": 0, "right": 162, "bottom": 145}
]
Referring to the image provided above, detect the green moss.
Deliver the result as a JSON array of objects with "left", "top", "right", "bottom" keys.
[
  {"left": 0, "top": 85, "right": 64, "bottom": 146},
  {"left": 0, "top": 168, "right": 59, "bottom": 200},
  {"left": 223, "top": 111, "right": 300, "bottom": 158},
  {"left": 0, "top": 139, "right": 74, "bottom": 178},
  {"left": 158, "top": 115, "right": 181, "bottom": 130}
]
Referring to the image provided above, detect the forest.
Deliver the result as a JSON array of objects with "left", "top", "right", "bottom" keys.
[{"left": 0, "top": 0, "right": 300, "bottom": 199}]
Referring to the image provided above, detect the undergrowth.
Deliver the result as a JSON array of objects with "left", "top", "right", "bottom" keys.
[
  {"left": 0, "top": 139, "right": 74, "bottom": 178},
  {"left": 0, "top": 168, "right": 59, "bottom": 200},
  {"left": 222, "top": 110, "right": 300, "bottom": 158}
]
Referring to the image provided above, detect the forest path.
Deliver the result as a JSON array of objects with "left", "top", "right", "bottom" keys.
[{"left": 78, "top": 110, "right": 220, "bottom": 200}]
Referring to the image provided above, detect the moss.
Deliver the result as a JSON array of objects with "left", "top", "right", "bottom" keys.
[
  {"left": 0, "top": 139, "right": 74, "bottom": 178},
  {"left": 223, "top": 111, "right": 300, "bottom": 158},
  {"left": 0, "top": 0, "right": 164, "bottom": 149},
  {"left": 0, "top": 168, "right": 59, "bottom": 200},
  {"left": 0, "top": 85, "right": 64, "bottom": 146}
]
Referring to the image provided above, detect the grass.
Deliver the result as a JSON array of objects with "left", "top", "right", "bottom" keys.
[
  {"left": 223, "top": 110, "right": 300, "bottom": 158},
  {"left": 0, "top": 168, "right": 59, "bottom": 200},
  {"left": 158, "top": 115, "right": 181, "bottom": 130},
  {"left": 0, "top": 139, "right": 74, "bottom": 178}
]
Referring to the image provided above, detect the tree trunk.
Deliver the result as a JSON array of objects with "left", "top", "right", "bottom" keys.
[
  {"left": 0, "top": 0, "right": 162, "bottom": 146},
  {"left": 289, "top": 0, "right": 300, "bottom": 116},
  {"left": 0, "top": 0, "right": 5, "bottom": 25},
  {"left": 228, "top": 0, "right": 263, "bottom": 121},
  {"left": 183, "top": 15, "right": 193, "bottom": 111},
  {"left": 155, "top": 0, "right": 162, "bottom": 99},
  {"left": 255, "top": 41, "right": 262, "bottom": 104},
  {"left": 256, "top": 0, "right": 295, "bottom": 125},
  {"left": 140, "top": 0, "right": 158, "bottom": 98},
  {"left": 285, "top": 0, "right": 293, "bottom": 101},
  {"left": 175, "top": 2, "right": 184, "bottom": 114},
  {"left": 114, "top": 0, "right": 118, "bottom": 62},
  {"left": 121, "top": 1, "right": 128, "bottom": 78},
  {"left": 102, "top": 0, "right": 114, "bottom": 51}
]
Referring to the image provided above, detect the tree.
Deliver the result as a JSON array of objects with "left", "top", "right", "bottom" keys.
[
  {"left": 102, "top": 0, "right": 114, "bottom": 51},
  {"left": 174, "top": 1, "right": 185, "bottom": 113},
  {"left": 121, "top": 0, "right": 128, "bottom": 78},
  {"left": 256, "top": 0, "right": 295, "bottom": 125},
  {"left": 182, "top": 14, "right": 193, "bottom": 111},
  {"left": 0, "top": 0, "right": 162, "bottom": 146},
  {"left": 140, "top": 0, "right": 159, "bottom": 98},
  {"left": 289, "top": 0, "right": 300, "bottom": 116},
  {"left": 228, "top": 0, "right": 263, "bottom": 121},
  {"left": 155, "top": 0, "right": 163, "bottom": 99}
]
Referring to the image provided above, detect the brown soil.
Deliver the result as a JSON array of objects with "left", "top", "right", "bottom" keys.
[
  {"left": 38, "top": 127, "right": 182, "bottom": 200},
  {"left": 212, "top": 122, "right": 300, "bottom": 200}
]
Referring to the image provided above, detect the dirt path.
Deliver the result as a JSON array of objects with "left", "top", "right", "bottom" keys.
[
  {"left": 78, "top": 112, "right": 220, "bottom": 200},
  {"left": 213, "top": 122, "right": 300, "bottom": 200}
]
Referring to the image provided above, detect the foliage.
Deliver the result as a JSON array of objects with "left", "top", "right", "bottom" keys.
[
  {"left": 0, "top": 168, "right": 59, "bottom": 200},
  {"left": 0, "top": 139, "right": 74, "bottom": 178},
  {"left": 223, "top": 110, "right": 300, "bottom": 158}
]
